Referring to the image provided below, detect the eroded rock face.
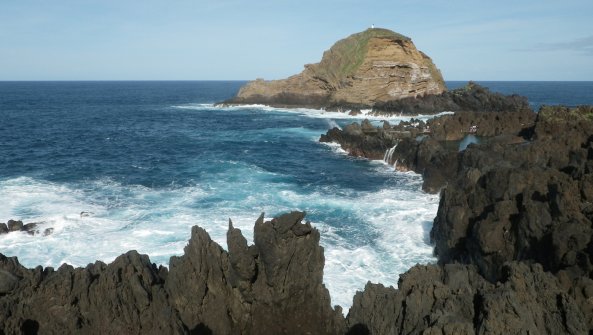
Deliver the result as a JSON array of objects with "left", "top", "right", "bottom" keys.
[
  {"left": 318, "top": 83, "right": 535, "bottom": 193},
  {"left": 373, "top": 81, "right": 531, "bottom": 116},
  {"left": 0, "top": 212, "right": 345, "bottom": 335},
  {"left": 224, "top": 28, "right": 445, "bottom": 108},
  {"left": 0, "top": 251, "right": 182, "bottom": 334},
  {"left": 346, "top": 262, "right": 587, "bottom": 335},
  {"left": 432, "top": 106, "right": 593, "bottom": 281},
  {"left": 427, "top": 106, "right": 593, "bottom": 333},
  {"left": 320, "top": 119, "right": 402, "bottom": 160},
  {"left": 427, "top": 109, "right": 535, "bottom": 141}
]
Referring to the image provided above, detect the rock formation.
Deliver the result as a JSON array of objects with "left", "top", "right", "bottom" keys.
[
  {"left": 0, "top": 220, "right": 53, "bottom": 236},
  {"left": 432, "top": 105, "right": 593, "bottom": 284},
  {"left": 0, "top": 212, "right": 345, "bottom": 334},
  {"left": 222, "top": 28, "right": 445, "bottom": 109},
  {"left": 346, "top": 262, "right": 587, "bottom": 335},
  {"left": 373, "top": 81, "right": 530, "bottom": 116},
  {"left": 335, "top": 105, "right": 593, "bottom": 334},
  {"left": 320, "top": 83, "right": 536, "bottom": 192}
]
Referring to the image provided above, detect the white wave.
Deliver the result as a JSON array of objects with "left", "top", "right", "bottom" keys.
[
  {"left": 171, "top": 103, "right": 215, "bottom": 110},
  {"left": 272, "top": 179, "right": 437, "bottom": 310},
  {"left": 320, "top": 141, "right": 347, "bottom": 155},
  {"left": 0, "top": 164, "right": 437, "bottom": 312},
  {"left": 172, "top": 103, "right": 454, "bottom": 122},
  {"left": 326, "top": 119, "right": 342, "bottom": 130}
]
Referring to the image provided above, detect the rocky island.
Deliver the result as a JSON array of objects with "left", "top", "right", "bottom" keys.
[{"left": 221, "top": 28, "right": 446, "bottom": 110}]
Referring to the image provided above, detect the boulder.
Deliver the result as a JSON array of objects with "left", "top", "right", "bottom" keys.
[
  {"left": 7, "top": 220, "right": 23, "bottom": 232},
  {"left": 320, "top": 120, "right": 398, "bottom": 160},
  {"left": 23, "top": 222, "right": 39, "bottom": 235}
]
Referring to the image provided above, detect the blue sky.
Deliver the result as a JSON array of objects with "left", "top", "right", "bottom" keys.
[{"left": 0, "top": 0, "right": 591, "bottom": 80}]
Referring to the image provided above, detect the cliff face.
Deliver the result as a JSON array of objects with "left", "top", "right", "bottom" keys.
[{"left": 225, "top": 28, "right": 445, "bottom": 108}]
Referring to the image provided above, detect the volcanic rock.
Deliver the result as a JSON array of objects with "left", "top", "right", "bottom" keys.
[
  {"left": 319, "top": 83, "right": 536, "bottom": 192},
  {"left": 373, "top": 81, "right": 531, "bottom": 115},
  {"left": 320, "top": 120, "right": 401, "bottom": 160},
  {"left": 346, "top": 262, "right": 587, "bottom": 334},
  {"left": 426, "top": 109, "right": 535, "bottom": 141},
  {"left": 429, "top": 105, "right": 593, "bottom": 331},
  {"left": 432, "top": 105, "right": 593, "bottom": 279},
  {"left": 0, "top": 212, "right": 345, "bottom": 334},
  {"left": 7, "top": 220, "right": 23, "bottom": 232},
  {"left": 0, "top": 220, "right": 51, "bottom": 236}
]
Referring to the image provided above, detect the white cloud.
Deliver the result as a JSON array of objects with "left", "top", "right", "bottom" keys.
[{"left": 517, "top": 35, "right": 593, "bottom": 55}]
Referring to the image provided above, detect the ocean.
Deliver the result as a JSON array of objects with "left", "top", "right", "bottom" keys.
[{"left": 1, "top": 81, "right": 592, "bottom": 309}]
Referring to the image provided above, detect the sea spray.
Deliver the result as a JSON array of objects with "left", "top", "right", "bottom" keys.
[{"left": 326, "top": 119, "right": 342, "bottom": 130}]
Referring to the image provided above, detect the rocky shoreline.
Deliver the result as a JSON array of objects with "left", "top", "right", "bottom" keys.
[
  {"left": 321, "top": 83, "right": 536, "bottom": 193},
  {"left": 320, "top": 100, "right": 593, "bottom": 334},
  {"left": 2, "top": 101, "right": 593, "bottom": 333}
]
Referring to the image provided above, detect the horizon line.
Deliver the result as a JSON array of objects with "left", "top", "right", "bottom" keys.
[{"left": 1, "top": 79, "right": 593, "bottom": 83}]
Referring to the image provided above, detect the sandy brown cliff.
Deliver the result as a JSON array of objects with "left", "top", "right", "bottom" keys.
[{"left": 223, "top": 28, "right": 445, "bottom": 108}]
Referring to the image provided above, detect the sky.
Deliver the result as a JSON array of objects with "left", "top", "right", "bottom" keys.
[{"left": 0, "top": 0, "right": 592, "bottom": 81}]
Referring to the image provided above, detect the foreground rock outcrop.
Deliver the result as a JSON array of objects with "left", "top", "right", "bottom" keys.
[
  {"left": 433, "top": 106, "right": 593, "bottom": 280},
  {"left": 0, "top": 212, "right": 344, "bottom": 334},
  {"left": 223, "top": 28, "right": 445, "bottom": 109}
]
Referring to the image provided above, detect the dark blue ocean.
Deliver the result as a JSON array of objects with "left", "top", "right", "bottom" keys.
[{"left": 1, "top": 80, "right": 592, "bottom": 308}]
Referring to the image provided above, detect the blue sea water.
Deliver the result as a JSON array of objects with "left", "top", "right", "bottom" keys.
[{"left": 0, "top": 81, "right": 591, "bottom": 309}]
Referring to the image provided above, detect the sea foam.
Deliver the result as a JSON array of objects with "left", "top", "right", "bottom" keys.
[
  {"left": 173, "top": 103, "right": 453, "bottom": 122},
  {"left": 0, "top": 161, "right": 437, "bottom": 310},
  {"left": 1, "top": 102, "right": 440, "bottom": 312}
]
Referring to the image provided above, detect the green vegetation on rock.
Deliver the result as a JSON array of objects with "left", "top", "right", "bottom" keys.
[
  {"left": 310, "top": 28, "right": 411, "bottom": 88},
  {"left": 229, "top": 27, "right": 446, "bottom": 107}
]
